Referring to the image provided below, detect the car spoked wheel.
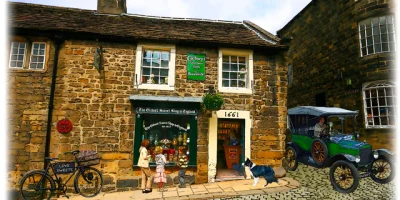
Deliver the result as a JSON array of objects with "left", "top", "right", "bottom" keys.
[
  {"left": 329, "top": 160, "right": 359, "bottom": 193},
  {"left": 311, "top": 138, "right": 328, "bottom": 167},
  {"left": 283, "top": 146, "right": 298, "bottom": 171},
  {"left": 370, "top": 155, "right": 395, "bottom": 184}
]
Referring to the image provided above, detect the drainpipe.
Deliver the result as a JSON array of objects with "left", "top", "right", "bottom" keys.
[{"left": 44, "top": 37, "right": 63, "bottom": 170}]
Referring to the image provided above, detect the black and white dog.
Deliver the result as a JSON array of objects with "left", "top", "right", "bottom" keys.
[{"left": 243, "top": 158, "right": 278, "bottom": 187}]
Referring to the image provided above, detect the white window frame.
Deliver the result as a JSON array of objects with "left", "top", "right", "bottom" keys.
[
  {"left": 9, "top": 42, "right": 26, "bottom": 68},
  {"left": 358, "top": 15, "right": 396, "bottom": 57},
  {"left": 29, "top": 42, "right": 47, "bottom": 70},
  {"left": 362, "top": 81, "right": 396, "bottom": 129},
  {"left": 134, "top": 43, "right": 176, "bottom": 91},
  {"left": 218, "top": 48, "right": 253, "bottom": 94}
]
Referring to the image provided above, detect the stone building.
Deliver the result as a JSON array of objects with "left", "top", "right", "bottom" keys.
[
  {"left": 278, "top": 0, "right": 396, "bottom": 151},
  {"left": 8, "top": 0, "right": 288, "bottom": 193}
]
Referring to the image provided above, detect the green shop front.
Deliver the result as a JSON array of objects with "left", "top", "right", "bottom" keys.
[{"left": 131, "top": 96, "right": 201, "bottom": 175}]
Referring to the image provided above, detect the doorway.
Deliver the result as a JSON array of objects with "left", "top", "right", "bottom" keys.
[{"left": 215, "top": 119, "right": 245, "bottom": 181}]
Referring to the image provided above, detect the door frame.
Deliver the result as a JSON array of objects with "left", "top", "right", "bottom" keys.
[{"left": 207, "top": 110, "right": 251, "bottom": 182}]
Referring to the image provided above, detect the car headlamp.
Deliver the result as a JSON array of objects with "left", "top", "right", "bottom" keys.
[
  {"left": 355, "top": 155, "right": 361, "bottom": 163},
  {"left": 373, "top": 151, "right": 379, "bottom": 159}
]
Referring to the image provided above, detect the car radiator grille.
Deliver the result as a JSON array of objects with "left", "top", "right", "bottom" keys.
[{"left": 359, "top": 147, "right": 372, "bottom": 165}]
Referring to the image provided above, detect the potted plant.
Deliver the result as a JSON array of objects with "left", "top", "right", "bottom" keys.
[{"left": 202, "top": 93, "right": 224, "bottom": 111}]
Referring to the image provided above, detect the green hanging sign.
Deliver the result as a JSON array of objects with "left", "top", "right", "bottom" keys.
[{"left": 187, "top": 53, "right": 206, "bottom": 81}]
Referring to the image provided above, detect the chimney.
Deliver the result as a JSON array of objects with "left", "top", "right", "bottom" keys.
[{"left": 97, "top": 0, "right": 127, "bottom": 15}]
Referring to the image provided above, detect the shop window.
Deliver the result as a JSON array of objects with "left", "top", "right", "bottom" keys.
[
  {"left": 133, "top": 113, "right": 197, "bottom": 166},
  {"left": 134, "top": 44, "right": 176, "bottom": 90},
  {"left": 358, "top": 15, "right": 396, "bottom": 57},
  {"left": 218, "top": 48, "right": 253, "bottom": 94},
  {"left": 362, "top": 81, "right": 396, "bottom": 128},
  {"left": 9, "top": 41, "right": 47, "bottom": 70}
]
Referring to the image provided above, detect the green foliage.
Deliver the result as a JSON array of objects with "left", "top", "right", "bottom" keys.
[{"left": 202, "top": 93, "right": 224, "bottom": 111}]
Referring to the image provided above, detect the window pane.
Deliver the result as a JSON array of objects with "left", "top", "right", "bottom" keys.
[
  {"left": 379, "top": 16, "right": 386, "bottom": 25},
  {"left": 231, "top": 63, "right": 238, "bottom": 71},
  {"left": 142, "top": 67, "right": 150, "bottom": 76},
  {"left": 374, "top": 44, "right": 382, "bottom": 53},
  {"left": 20, "top": 43, "right": 25, "bottom": 48},
  {"left": 388, "top": 25, "right": 394, "bottom": 33},
  {"left": 222, "top": 72, "right": 229, "bottom": 79},
  {"left": 33, "top": 43, "right": 39, "bottom": 49},
  {"left": 222, "top": 80, "right": 229, "bottom": 87},
  {"left": 230, "top": 80, "right": 237, "bottom": 87},
  {"left": 387, "top": 16, "right": 393, "bottom": 24},
  {"left": 31, "top": 56, "right": 38, "bottom": 62},
  {"left": 160, "top": 69, "right": 168, "bottom": 76},
  {"left": 366, "top": 28, "right": 372, "bottom": 36},
  {"left": 152, "top": 51, "right": 160, "bottom": 59},
  {"left": 161, "top": 52, "right": 169, "bottom": 60},
  {"left": 18, "top": 55, "right": 24, "bottom": 61},
  {"left": 371, "top": 98, "right": 378, "bottom": 107},
  {"left": 40, "top": 44, "right": 45, "bottom": 49},
  {"left": 373, "top": 35, "right": 381, "bottom": 44},
  {"left": 19, "top": 49, "right": 24, "bottom": 54},
  {"left": 388, "top": 34, "right": 394, "bottom": 42},
  {"left": 12, "top": 48, "right": 18, "bottom": 54},
  {"left": 372, "top": 18, "right": 379, "bottom": 25},
  {"left": 38, "top": 56, "right": 44, "bottom": 62},
  {"left": 238, "top": 57, "right": 245, "bottom": 64},
  {"left": 239, "top": 80, "right": 246, "bottom": 88},
  {"left": 380, "top": 25, "right": 387, "bottom": 33},
  {"left": 389, "top": 42, "right": 395, "bottom": 51},
  {"left": 222, "top": 63, "right": 230, "bottom": 71},
  {"left": 361, "top": 39, "right": 366, "bottom": 47},
  {"left": 386, "top": 88, "right": 393, "bottom": 96},
  {"left": 231, "top": 72, "right": 238, "bottom": 79},
  {"left": 379, "top": 98, "right": 386, "bottom": 106},
  {"left": 17, "top": 62, "right": 23, "bottom": 67},
  {"left": 365, "top": 19, "right": 372, "bottom": 28},
  {"left": 30, "top": 63, "right": 37, "bottom": 69},
  {"left": 223, "top": 55, "right": 230, "bottom": 63},
  {"left": 152, "top": 68, "right": 160, "bottom": 76},
  {"left": 152, "top": 59, "right": 160, "bottom": 67},
  {"left": 382, "top": 43, "right": 389, "bottom": 51},
  {"left": 381, "top": 34, "right": 388, "bottom": 42},
  {"left": 39, "top": 50, "right": 45, "bottom": 55},
  {"left": 36, "top": 63, "right": 44, "bottom": 69},
  {"left": 372, "top": 26, "right": 379, "bottom": 35},
  {"left": 362, "top": 47, "right": 367, "bottom": 56},
  {"left": 367, "top": 46, "right": 374, "bottom": 54},
  {"left": 161, "top": 60, "right": 168, "bottom": 68},
  {"left": 231, "top": 56, "right": 238, "bottom": 63},
  {"left": 10, "top": 61, "right": 16, "bottom": 67},
  {"left": 144, "top": 50, "right": 152, "bottom": 58},
  {"left": 378, "top": 88, "right": 385, "bottom": 97},
  {"left": 366, "top": 99, "right": 371, "bottom": 108},
  {"left": 387, "top": 97, "right": 393, "bottom": 106},
  {"left": 33, "top": 49, "right": 38, "bottom": 55},
  {"left": 143, "top": 58, "right": 151, "bottom": 66},
  {"left": 11, "top": 55, "right": 17, "bottom": 60},
  {"left": 374, "top": 117, "right": 380, "bottom": 125},
  {"left": 380, "top": 117, "right": 388, "bottom": 125},
  {"left": 366, "top": 36, "right": 373, "bottom": 45}
]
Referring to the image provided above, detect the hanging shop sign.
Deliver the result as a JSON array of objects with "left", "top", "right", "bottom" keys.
[
  {"left": 187, "top": 53, "right": 206, "bottom": 81},
  {"left": 56, "top": 119, "right": 73, "bottom": 134},
  {"left": 136, "top": 107, "right": 197, "bottom": 115}
]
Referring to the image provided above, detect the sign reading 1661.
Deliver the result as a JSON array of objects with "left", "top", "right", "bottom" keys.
[{"left": 187, "top": 53, "right": 206, "bottom": 81}]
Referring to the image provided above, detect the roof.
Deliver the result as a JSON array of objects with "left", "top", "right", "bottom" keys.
[
  {"left": 288, "top": 106, "right": 358, "bottom": 116},
  {"left": 277, "top": 0, "right": 315, "bottom": 36},
  {"left": 9, "top": 2, "right": 283, "bottom": 48}
]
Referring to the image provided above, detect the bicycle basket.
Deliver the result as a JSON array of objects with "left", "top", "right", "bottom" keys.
[{"left": 77, "top": 151, "right": 100, "bottom": 167}]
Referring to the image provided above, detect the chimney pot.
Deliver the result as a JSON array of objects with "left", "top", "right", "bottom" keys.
[{"left": 97, "top": 0, "right": 127, "bottom": 15}]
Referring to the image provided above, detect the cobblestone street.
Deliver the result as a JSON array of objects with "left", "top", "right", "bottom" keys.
[{"left": 217, "top": 163, "right": 395, "bottom": 200}]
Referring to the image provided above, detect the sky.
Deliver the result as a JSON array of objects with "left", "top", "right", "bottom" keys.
[{"left": 8, "top": 0, "right": 312, "bottom": 35}]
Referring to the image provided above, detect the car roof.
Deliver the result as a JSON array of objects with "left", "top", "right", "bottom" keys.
[{"left": 288, "top": 106, "right": 358, "bottom": 116}]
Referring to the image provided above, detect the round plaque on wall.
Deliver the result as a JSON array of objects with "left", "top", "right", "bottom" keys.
[{"left": 56, "top": 119, "right": 73, "bottom": 134}]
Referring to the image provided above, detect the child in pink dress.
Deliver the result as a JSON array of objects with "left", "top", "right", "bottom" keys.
[{"left": 154, "top": 146, "right": 168, "bottom": 191}]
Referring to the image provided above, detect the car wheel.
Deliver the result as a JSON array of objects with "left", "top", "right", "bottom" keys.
[
  {"left": 370, "top": 155, "right": 395, "bottom": 184},
  {"left": 329, "top": 160, "right": 360, "bottom": 194},
  {"left": 283, "top": 146, "right": 298, "bottom": 171},
  {"left": 311, "top": 138, "right": 328, "bottom": 167}
]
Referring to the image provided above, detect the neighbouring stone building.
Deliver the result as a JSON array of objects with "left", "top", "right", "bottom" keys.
[
  {"left": 278, "top": 0, "right": 396, "bottom": 151},
  {"left": 8, "top": 0, "right": 288, "bottom": 194}
]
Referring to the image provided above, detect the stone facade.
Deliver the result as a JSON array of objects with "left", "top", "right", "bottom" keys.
[
  {"left": 278, "top": 0, "right": 396, "bottom": 151},
  {"left": 7, "top": 38, "right": 287, "bottom": 192}
]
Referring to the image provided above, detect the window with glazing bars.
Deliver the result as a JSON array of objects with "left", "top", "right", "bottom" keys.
[
  {"left": 141, "top": 50, "right": 170, "bottom": 85},
  {"left": 29, "top": 42, "right": 46, "bottom": 69},
  {"left": 363, "top": 82, "right": 396, "bottom": 128},
  {"left": 9, "top": 42, "right": 26, "bottom": 68},
  {"left": 222, "top": 55, "right": 247, "bottom": 88},
  {"left": 358, "top": 15, "right": 396, "bottom": 56}
]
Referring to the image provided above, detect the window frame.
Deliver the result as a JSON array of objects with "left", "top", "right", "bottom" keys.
[
  {"left": 8, "top": 37, "right": 50, "bottom": 72},
  {"left": 134, "top": 43, "right": 176, "bottom": 91},
  {"left": 29, "top": 42, "right": 47, "bottom": 70},
  {"left": 218, "top": 48, "right": 254, "bottom": 94},
  {"left": 9, "top": 42, "right": 27, "bottom": 69},
  {"left": 358, "top": 15, "right": 396, "bottom": 57},
  {"left": 362, "top": 81, "right": 396, "bottom": 129}
]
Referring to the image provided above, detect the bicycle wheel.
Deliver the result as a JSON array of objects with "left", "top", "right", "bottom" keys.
[
  {"left": 19, "top": 170, "right": 55, "bottom": 200},
  {"left": 74, "top": 167, "right": 103, "bottom": 197}
]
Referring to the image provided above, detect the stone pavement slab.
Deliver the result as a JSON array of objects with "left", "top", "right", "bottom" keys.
[{"left": 56, "top": 177, "right": 299, "bottom": 200}]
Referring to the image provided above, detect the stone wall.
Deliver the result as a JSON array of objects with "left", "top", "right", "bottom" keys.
[
  {"left": 278, "top": 0, "right": 395, "bottom": 151},
  {"left": 7, "top": 39, "right": 55, "bottom": 189},
  {"left": 8, "top": 39, "right": 287, "bottom": 192}
]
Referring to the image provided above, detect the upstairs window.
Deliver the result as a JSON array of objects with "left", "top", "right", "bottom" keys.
[
  {"left": 8, "top": 40, "right": 48, "bottom": 70},
  {"left": 218, "top": 48, "right": 253, "bottom": 94},
  {"left": 363, "top": 81, "right": 396, "bottom": 128},
  {"left": 134, "top": 44, "right": 176, "bottom": 91},
  {"left": 358, "top": 15, "right": 396, "bottom": 56}
]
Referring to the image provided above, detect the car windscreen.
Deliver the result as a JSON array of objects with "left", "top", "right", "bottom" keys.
[{"left": 327, "top": 116, "right": 355, "bottom": 134}]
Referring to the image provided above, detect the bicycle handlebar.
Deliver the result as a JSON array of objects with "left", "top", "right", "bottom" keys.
[{"left": 64, "top": 150, "right": 80, "bottom": 155}]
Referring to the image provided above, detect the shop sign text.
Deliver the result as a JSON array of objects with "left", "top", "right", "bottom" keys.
[
  {"left": 224, "top": 111, "right": 240, "bottom": 118},
  {"left": 187, "top": 53, "right": 206, "bottom": 81},
  {"left": 136, "top": 107, "right": 197, "bottom": 115}
]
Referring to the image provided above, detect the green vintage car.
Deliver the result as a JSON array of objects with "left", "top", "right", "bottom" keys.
[{"left": 283, "top": 106, "right": 394, "bottom": 193}]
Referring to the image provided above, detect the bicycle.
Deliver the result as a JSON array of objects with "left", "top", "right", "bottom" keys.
[{"left": 19, "top": 150, "right": 104, "bottom": 200}]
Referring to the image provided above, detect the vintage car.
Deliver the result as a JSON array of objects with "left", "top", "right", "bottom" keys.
[{"left": 283, "top": 106, "right": 394, "bottom": 193}]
